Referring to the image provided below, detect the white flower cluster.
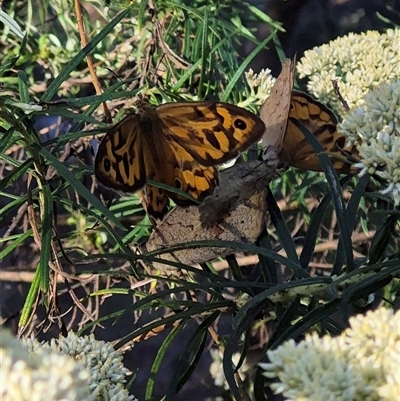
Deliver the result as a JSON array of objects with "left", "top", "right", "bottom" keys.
[
  {"left": 1, "top": 328, "right": 136, "bottom": 401},
  {"left": 23, "top": 331, "right": 137, "bottom": 401},
  {"left": 260, "top": 307, "right": 400, "bottom": 400},
  {"left": 297, "top": 29, "right": 400, "bottom": 115},
  {"left": 209, "top": 348, "right": 249, "bottom": 390},
  {"left": 338, "top": 80, "right": 400, "bottom": 204},
  {"left": 244, "top": 68, "right": 276, "bottom": 106},
  {"left": 1, "top": 328, "right": 93, "bottom": 401}
]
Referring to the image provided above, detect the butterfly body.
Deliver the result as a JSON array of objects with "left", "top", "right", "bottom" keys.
[{"left": 95, "top": 100, "right": 265, "bottom": 218}]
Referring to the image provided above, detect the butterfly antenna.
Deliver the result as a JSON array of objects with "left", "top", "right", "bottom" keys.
[{"left": 332, "top": 80, "right": 350, "bottom": 111}]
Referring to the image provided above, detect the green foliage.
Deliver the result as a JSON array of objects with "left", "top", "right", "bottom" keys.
[{"left": 1, "top": 2, "right": 399, "bottom": 401}]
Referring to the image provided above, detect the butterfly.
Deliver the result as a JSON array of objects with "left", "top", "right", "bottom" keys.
[
  {"left": 94, "top": 98, "right": 266, "bottom": 219},
  {"left": 260, "top": 59, "right": 358, "bottom": 174}
]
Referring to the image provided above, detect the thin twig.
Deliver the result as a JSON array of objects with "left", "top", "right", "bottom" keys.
[{"left": 74, "top": 0, "right": 111, "bottom": 121}]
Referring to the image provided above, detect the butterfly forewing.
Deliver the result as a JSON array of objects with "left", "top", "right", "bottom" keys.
[
  {"left": 156, "top": 102, "right": 266, "bottom": 166},
  {"left": 95, "top": 115, "right": 148, "bottom": 192}
]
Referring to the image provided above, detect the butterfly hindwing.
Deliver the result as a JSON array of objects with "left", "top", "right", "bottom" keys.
[
  {"left": 283, "top": 92, "right": 358, "bottom": 173},
  {"left": 140, "top": 159, "right": 218, "bottom": 220},
  {"left": 138, "top": 186, "right": 169, "bottom": 220},
  {"left": 164, "top": 145, "right": 219, "bottom": 205}
]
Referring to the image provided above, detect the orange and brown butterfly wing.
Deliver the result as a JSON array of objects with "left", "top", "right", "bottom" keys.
[
  {"left": 94, "top": 111, "right": 173, "bottom": 218},
  {"left": 95, "top": 114, "right": 148, "bottom": 192},
  {"left": 282, "top": 92, "right": 359, "bottom": 173},
  {"left": 94, "top": 106, "right": 221, "bottom": 219},
  {"left": 139, "top": 159, "right": 218, "bottom": 219},
  {"left": 140, "top": 101, "right": 264, "bottom": 217},
  {"left": 261, "top": 58, "right": 295, "bottom": 153},
  {"left": 139, "top": 106, "right": 220, "bottom": 215},
  {"left": 162, "top": 142, "right": 219, "bottom": 206},
  {"left": 155, "top": 101, "right": 266, "bottom": 166},
  {"left": 138, "top": 186, "right": 169, "bottom": 220}
]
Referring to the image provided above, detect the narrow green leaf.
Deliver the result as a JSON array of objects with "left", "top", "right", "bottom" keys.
[
  {"left": 266, "top": 189, "right": 300, "bottom": 268},
  {"left": 39, "top": 180, "right": 53, "bottom": 292},
  {"left": 145, "top": 323, "right": 186, "bottom": 400},
  {"left": 137, "top": 0, "right": 149, "bottom": 30},
  {"left": 18, "top": 264, "right": 41, "bottom": 329},
  {"left": 146, "top": 238, "right": 307, "bottom": 277},
  {"left": 332, "top": 175, "right": 370, "bottom": 270},
  {"left": 369, "top": 214, "right": 399, "bottom": 264},
  {"left": 0, "top": 229, "right": 32, "bottom": 259},
  {"left": 197, "top": 7, "right": 209, "bottom": 99},
  {"left": 233, "top": 276, "right": 331, "bottom": 330},
  {"left": 0, "top": 159, "right": 33, "bottom": 191},
  {"left": 222, "top": 34, "right": 273, "bottom": 102},
  {"left": 226, "top": 254, "right": 243, "bottom": 282},
  {"left": 0, "top": 193, "right": 29, "bottom": 228},
  {"left": 272, "top": 32, "right": 287, "bottom": 63},
  {"left": 290, "top": 118, "right": 353, "bottom": 271},
  {"left": 41, "top": 6, "right": 133, "bottom": 102},
  {"left": 299, "top": 193, "right": 332, "bottom": 269},
  {"left": 257, "top": 231, "right": 278, "bottom": 285},
  {"left": 264, "top": 297, "right": 302, "bottom": 349},
  {"left": 114, "top": 299, "right": 232, "bottom": 350},
  {"left": 33, "top": 145, "right": 125, "bottom": 230},
  {"left": 169, "top": 312, "right": 219, "bottom": 397},
  {"left": 0, "top": 8, "right": 25, "bottom": 38},
  {"left": 247, "top": 4, "right": 285, "bottom": 28},
  {"left": 0, "top": 126, "right": 17, "bottom": 154},
  {"left": 268, "top": 299, "right": 342, "bottom": 349},
  {"left": 18, "top": 71, "right": 30, "bottom": 103}
]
